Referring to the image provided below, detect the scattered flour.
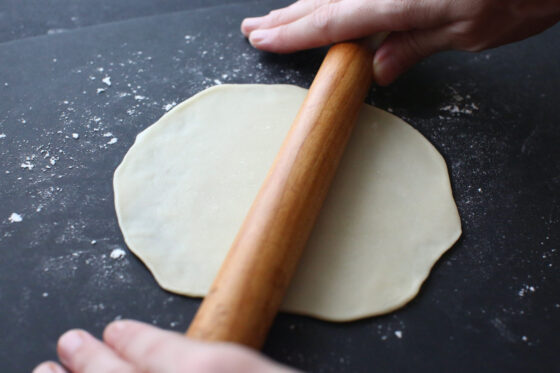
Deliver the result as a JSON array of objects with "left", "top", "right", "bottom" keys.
[
  {"left": 47, "top": 28, "right": 67, "bottom": 35},
  {"left": 9, "top": 213, "right": 23, "bottom": 223},
  {"left": 394, "top": 330, "right": 403, "bottom": 339},
  {"left": 102, "top": 76, "right": 112, "bottom": 86},
  {"left": 0, "top": 133, "right": 6, "bottom": 138},
  {"left": 440, "top": 103, "right": 479, "bottom": 115},
  {"left": 21, "top": 161, "right": 34, "bottom": 170},
  {"left": 518, "top": 284, "right": 536, "bottom": 297},
  {"left": 163, "top": 102, "right": 177, "bottom": 111},
  {"left": 439, "top": 86, "right": 479, "bottom": 116},
  {"left": 110, "top": 248, "right": 126, "bottom": 259},
  {"left": 72, "top": 133, "right": 80, "bottom": 139},
  {"left": 107, "top": 137, "right": 118, "bottom": 145}
]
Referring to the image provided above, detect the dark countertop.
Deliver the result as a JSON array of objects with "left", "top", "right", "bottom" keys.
[
  {"left": 0, "top": 0, "right": 262, "bottom": 43},
  {"left": 0, "top": 1, "right": 559, "bottom": 372}
]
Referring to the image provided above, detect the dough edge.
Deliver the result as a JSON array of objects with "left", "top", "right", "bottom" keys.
[{"left": 113, "top": 84, "right": 462, "bottom": 322}]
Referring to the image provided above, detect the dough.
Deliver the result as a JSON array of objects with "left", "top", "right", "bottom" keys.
[{"left": 114, "top": 84, "right": 461, "bottom": 321}]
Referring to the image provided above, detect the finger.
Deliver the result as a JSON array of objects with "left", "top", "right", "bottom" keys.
[
  {"left": 103, "top": 320, "right": 199, "bottom": 371},
  {"left": 241, "top": 0, "right": 319, "bottom": 37},
  {"left": 249, "top": 0, "right": 450, "bottom": 53},
  {"left": 56, "top": 329, "right": 135, "bottom": 373},
  {"left": 105, "top": 320, "right": 297, "bottom": 372},
  {"left": 33, "top": 361, "right": 67, "bottom": 373},
  {"left": 373, "top": 29, "right": 451, "bottom": 86}
]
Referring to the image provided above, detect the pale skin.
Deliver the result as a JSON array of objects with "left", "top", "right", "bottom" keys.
[
  {"left": 33, "top": 320, "right": 296, "bottom": 373},
  {"left": 34, "top": 1, "right": 560, "bottom": 372},
  {"left": 242, "top": 0, "right": 560, "bottom": 85}
]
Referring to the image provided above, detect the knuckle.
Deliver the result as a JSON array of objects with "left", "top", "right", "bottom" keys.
[
  {"left": 448, "top": 21, "right": 483, "bottom": 51},
  {"left": 265, "top": 9, "right": 285, "bottom": 25},
  {"left": 311, "top": 5, "right": 335, "bottom": 36},
  {"left": 392, "top": 0, "right": 418, "bottom": 27},
  {"left": 273, "top": 25, "right": 289, "bottom": 45},
  {"left": 267, "top": 9, "right": 281, "bottom": 18},
  {"left": 402, "top": 33, "right": 427, "bottom": 58}
]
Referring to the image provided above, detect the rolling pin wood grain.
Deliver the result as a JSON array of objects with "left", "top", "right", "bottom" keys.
[{"left": 186, "top": 41, "right": 373, "bottom": 348}]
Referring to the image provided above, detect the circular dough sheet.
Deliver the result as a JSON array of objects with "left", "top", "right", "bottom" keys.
[{"left": 114, "top": 84, "right": 461, "bottom": 322}]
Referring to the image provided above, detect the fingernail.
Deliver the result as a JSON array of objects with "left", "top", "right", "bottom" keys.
[
  {"left": 105, "top": 320, "right": 127, "bottom": 340},
  {"left": 249, "top": 29, "right": 270, "bottom": 47},
  {"left": 33, "top": 362, "right": 65, "bottom": 373},
  {"left": 242, "top": 17, "right": 263, "bottom": 34},
  {"left": 59, "top": 330, "right": 83, "bottom": 357}
]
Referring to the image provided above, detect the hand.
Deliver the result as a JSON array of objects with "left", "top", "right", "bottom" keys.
[
  {"left": 241, "top": 0, "right": 560, "bottom": 85},
  {"left": 33, "top": 320, "right": 296, "bottom": 373}
]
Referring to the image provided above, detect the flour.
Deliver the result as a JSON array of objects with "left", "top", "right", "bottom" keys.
[
  {"left": 163, "top": 102, "right": 177, "bottom": 111},
  {"left": 102, "top": 76, "right": 112, "bottom": 86},
  {"left": 21, "top": 161, "right": 34, "bottom": 170},
  {"left": 9, "top": 213, "right": 23, "bottom": 223},
  {"left": 518, "top": 284, "right": 536, "bottom": 297},
  {"left": 439, "top": 86, "right": 480, "bottom": 117},
  {"left": 110, "top": 248, "right": 126, "bottom": 259}
]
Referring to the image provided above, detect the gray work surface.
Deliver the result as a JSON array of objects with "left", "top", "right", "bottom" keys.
[{"left": 1, "top": 1, "right": 559, "bottom": 372}]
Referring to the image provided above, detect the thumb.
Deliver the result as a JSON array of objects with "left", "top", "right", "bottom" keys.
[{"left": 373, "top": 30, "right": 450, "bottom": 86}]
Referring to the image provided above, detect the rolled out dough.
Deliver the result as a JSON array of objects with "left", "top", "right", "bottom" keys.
[{"left": 114, "top": 84, "right": 461, "bottom": 322}]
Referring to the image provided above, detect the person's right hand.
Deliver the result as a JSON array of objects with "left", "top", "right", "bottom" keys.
[{"left": 241, "top": 0, "right": 560, "bottom": 85}]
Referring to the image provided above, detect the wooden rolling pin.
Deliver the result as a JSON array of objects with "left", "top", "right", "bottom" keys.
[{"left": 186, "top": 40, "right": 375, "bottom": 348}]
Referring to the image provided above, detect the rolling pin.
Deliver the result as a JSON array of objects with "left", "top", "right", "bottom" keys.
[{"left": 186, "top": 37, "right": 383, "bottom": 348}]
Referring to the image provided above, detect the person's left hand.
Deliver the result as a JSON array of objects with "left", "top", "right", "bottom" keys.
[{"left": 33, "top": 320, "right": 296, "bottom": 373}]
